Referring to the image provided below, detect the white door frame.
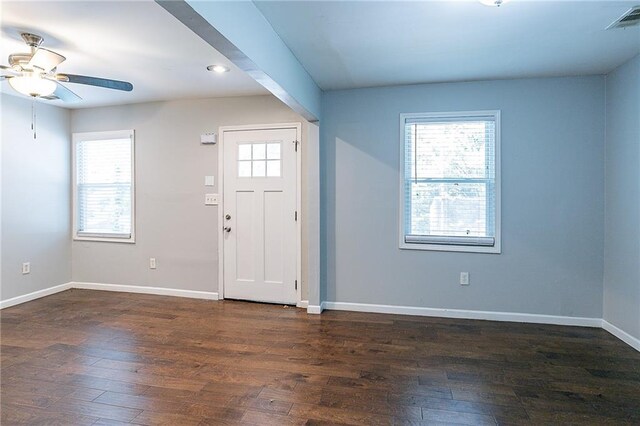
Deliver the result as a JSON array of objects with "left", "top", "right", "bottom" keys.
[{"left": 217, "top": 123, "right": 303, "bottom": 305}]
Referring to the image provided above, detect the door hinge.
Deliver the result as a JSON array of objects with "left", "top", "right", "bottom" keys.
[
  {"left": 295, "top": 280, "right": 298, "bottom": 290},
  {"left": 295, "top": 210, "right": 298, "bottom": 221},
  {"left": 293, "top": 140, "right": 299, "bottom": 152}
]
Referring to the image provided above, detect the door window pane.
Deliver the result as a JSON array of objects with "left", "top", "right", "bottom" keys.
[
  {"left": 252, "top": 160, "right": 266, "bottom": 177},
  {"left": 238, "top": 144, "right": 252, "bottom": 160},
  {"left": 267, "top": 160, "right": 281, "bottom": 177},
  {"left": 238, "top": 161, "right": 251, "bottom": 177},
  {"left": 252, "top": 143, "right": 266, "bottom": 160},
  {"left": 267, "top": 143, "right": 281, "bottom": 160}
]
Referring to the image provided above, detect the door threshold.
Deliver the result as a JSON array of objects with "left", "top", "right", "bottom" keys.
[{"left": 223, "top": 298, "right": 297, "bottom": 308}]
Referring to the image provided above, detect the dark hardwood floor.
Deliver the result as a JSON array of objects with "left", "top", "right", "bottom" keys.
[{"left": 1, "top": 289, "right": 639, "bottom": 425}]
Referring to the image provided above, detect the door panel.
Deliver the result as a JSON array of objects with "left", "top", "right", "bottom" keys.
[
  {"left": 235, "top": 191, "right": 255, "bottom": 281},
  {"left": 223, "top": 127, "right": 298, "bottom": 304},
  {"left": 264, "top": 191, "right": 284, "bottom": 284}
]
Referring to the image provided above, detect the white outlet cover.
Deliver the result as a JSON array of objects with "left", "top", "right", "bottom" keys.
[
  {"left": 205, "top": 193, "right": 219, "bottom": 205},
  {"left": 205, "top": 176, "right": 215, "bottom": 186}
]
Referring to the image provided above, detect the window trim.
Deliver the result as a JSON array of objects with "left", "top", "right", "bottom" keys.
[
  {"left": 398, "top": 110, "right": 501, "bottom": 254},
  {"left": 72, "top": 129, "right": 136, "bottom": 243}
]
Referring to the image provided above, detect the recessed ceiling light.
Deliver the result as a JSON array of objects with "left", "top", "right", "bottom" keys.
[
  {"left": 479, "top": 0, "right": 510, "bottom": 6},
  {"left": 207, "top": 64, "right": 230, "bottom": 74}
]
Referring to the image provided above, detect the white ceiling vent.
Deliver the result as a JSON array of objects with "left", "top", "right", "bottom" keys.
[{"left": 607, "top": 6, "right": 640, "bottom": 29}]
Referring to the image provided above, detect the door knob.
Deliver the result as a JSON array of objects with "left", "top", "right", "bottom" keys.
[
  {"left": 225, "top": 214, "right": 231, "bottom": 220},
  {"left": 224, "top": 227, "right": 231, "bottom": 233}
]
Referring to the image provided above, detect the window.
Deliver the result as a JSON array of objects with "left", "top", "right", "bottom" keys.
[
  {"left": 238, "top": 142, "right": 281, "bottom": 177},
  {"left": 399, "top": 111, "right": 500, "bottom": 253},
  {"left": 73, "top": 130, "right": 135, "bottom": 242}
]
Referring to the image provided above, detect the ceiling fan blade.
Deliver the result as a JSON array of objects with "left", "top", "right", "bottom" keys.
[
  {"left": 0, "top": 65, "right": 20, "bottom": 76},
  {"left": 58, "top": 73, "right": 133, "bottom": 91},
  {"left": 28, "top": 48, "right": 66, "bottom": 73},
  {"left": 50, "top": 82, "right": 82, "bottom": 102}
]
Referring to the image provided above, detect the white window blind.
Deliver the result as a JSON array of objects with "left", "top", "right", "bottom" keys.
[
  {"left": 400, "top": 111, "right": 500, "bottom": 252},
  {"left": 74, "top": 131, "right": 134, "bottom": 240}
]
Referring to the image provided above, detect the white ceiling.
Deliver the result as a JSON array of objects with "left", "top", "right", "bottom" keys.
[
  {"left": 255, "top": 0, "right": 640, "bottom": 90},
  {"left": 2, "top": 1, "right": 638, "bottom": 108},
  {"left": 0, "top": 0, "right": 268, "bottom": 108}
]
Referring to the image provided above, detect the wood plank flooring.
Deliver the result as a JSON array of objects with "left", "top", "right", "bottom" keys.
[{"left": 1, "top": 289, "right": 639, "bottom": 425}]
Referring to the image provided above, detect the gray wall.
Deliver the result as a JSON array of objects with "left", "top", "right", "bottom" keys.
[
  {"left": 603, "top": 55, "right": 640, "bottom": 339},
  {"left": 1, "top": 94, "right": 71, "bottom": 301},
  {"left": 320, "top": 76, "right": 606, "bottom": 318},
  {"left": 71, "top": 96, "right": 310, "bottom": 299}
]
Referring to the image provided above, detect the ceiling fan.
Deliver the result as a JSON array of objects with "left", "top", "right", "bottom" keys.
[{"left": 1, "top": 32, "right": 133, "bottom": 102}]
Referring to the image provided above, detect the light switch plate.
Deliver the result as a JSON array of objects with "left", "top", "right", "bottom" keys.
[
  {"left": 205, "top": 193, "right": 219, "bottom": 205},
  {"left": 205, "top": 176, "right": 215, "bottom": 186}
]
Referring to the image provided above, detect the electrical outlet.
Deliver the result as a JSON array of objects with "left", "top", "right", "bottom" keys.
[
  {"left": 22, "top": 262, "right": 30, "bottom": 274},
  {"left": 150, "top": 258, "right": 157, "bottom": 269},
  {"left": 460, "top": 272, "right": 470, "bottom": 286}
]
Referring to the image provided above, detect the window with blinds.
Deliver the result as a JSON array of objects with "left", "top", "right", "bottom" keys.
[
  {"left": 73, "top": 130, "right": 135, "bottom": 242},
  {"left": 400, "top": 111, "right": 500, "bottom": 253}
]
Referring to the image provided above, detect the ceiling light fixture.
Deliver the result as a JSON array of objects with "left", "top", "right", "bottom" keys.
[
  {"left": 479, "top": 0, "right": 510, "bottom": 7},
  {"left": 8, "top": 71, "right": 56, "bottom": 97},
  {"left": 207, "top": 64, "right": 230, "bottom": 74}
]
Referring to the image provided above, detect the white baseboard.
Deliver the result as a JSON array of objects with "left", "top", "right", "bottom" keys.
[
  {"left": 602, "top": 320, "right": 640, "bottom": 352},
  {"left": 307, "top": 302, "right": 324, "bottom": 314},
  {"left": 71, "top": 282, "right": 219, "bottom": 300},
  {"left": 322, "top": 301, "right": 602, "bottom": 327},
  {"left": 0, "top": 282, "right": 72, "bottom": 309},
  {"left": 296, "top": 300, "right": 309, "bottom": 309}
]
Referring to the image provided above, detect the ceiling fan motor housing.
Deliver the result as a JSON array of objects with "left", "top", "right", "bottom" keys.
[
  {"left": 21, "top": 32, "right": 44, "bottom": 48},
  {"left": 8, "top": 34, "right": 45, "bottom": 68}
]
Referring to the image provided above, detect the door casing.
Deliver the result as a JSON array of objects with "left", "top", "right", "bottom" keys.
[{"left": 217, "top": 123, "right": 302, "bottom": 305}]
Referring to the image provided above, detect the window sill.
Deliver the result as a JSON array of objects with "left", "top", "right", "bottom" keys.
[
  {"left": 399, "top": 242, "right": 501, "bottom": 254},
  {"left": 73, "top": 235, "right": 135, "bottom": 244}
]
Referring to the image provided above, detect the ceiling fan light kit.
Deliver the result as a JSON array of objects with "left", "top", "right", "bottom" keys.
[{"left": 8, "top": 71, "right": 56, "bottom": 97}]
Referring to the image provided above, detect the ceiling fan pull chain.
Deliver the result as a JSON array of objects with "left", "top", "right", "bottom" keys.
[{"left": 32, "top": 97, "right": 37, "bottom": 140}]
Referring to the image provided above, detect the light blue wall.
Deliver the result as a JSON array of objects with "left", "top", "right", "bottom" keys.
[
  {"left": 320, "top": 76, "right": 605, "bottom": 317},
  {"left": 604, "top": 55, "right": 640, "bottom": 339}
]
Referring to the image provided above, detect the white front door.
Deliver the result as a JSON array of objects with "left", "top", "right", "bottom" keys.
[{"left": 223, "top": 127, "right": 298, "bottom": 304}]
